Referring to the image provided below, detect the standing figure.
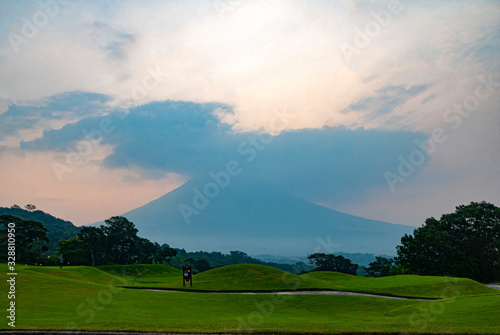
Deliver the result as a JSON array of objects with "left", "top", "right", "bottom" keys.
[{"left": 183, "top": 265, "right": 192, "bottom": 287}]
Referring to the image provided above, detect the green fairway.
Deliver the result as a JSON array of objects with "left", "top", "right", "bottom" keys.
[
  {"left": 21, "top": 265, "right": 128, "bottom": 285},
  {"left": 1, "top": 264, "right": 499, "bottom": 334},
  {"left": 97, "top": 263, "right": 181, "bottom": 284}
]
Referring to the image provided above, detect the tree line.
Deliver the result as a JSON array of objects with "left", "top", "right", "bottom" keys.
[
  {"left": 1, "top": 201, "right": 499, "bottom": 282},
  {"left": 58, "top": 216, "right": 177, "bottom": 266},
  {"left": 397, "top": 201, "right": 500, "bottom": 283},
  {"left": 0, "top": 215, "right": 176, "bottom": 266},
  {"left": 0, "top": 215, "right": 49, "bottom": 264},
  {"left": 307, "top": 202, "right": 500, "bottom": 283}
]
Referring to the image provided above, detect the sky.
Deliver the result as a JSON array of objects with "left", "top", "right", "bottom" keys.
[{"left": 0, "top": 0, "right": 499, "bottom": 228}]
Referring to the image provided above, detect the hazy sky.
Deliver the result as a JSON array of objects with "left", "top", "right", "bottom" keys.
[{"left": 0, "top": 0, "right": 499, "bottom": 227}]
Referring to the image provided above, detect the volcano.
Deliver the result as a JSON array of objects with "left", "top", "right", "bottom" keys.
[{"left": 94, "top": 177, "right": 414, "bottom": 256}]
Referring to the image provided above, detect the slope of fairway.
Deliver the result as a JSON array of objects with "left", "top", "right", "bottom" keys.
[
  {"left": 97, "top": 263, "right": 181, "bottom": 285},
  {"left": 23, "top": 265, "right": 127, "bottom": 286},
  {"left": 188, "top": 264, "right": 301, "bottom": 290},
  {"left": 22, "top": 264, "right": 182, "bottom": 287},
  {"left": 301, "top": 271, "right": 499, "bottom": 298}
]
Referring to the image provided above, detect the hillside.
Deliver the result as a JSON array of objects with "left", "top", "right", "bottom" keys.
[
  {"left": 0, "top": 207, "right": 80, "bottom": 252},
  {"left": 96, "top": 177, "right": 415, "bottom": 255}
]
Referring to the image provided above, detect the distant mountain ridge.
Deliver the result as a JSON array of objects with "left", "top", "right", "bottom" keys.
[
  {"left": 0, "top": 207, "right": 80, "bottom": 251},
  {"left": 93, "top": 178, "right": 415, "bottom": 256}
]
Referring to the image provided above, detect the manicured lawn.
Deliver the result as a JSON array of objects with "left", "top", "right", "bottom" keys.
[
  {"left": 21, "top": 265, "right": 127, "bottom": 285},
  {"left": 300, "top": 270, "right": 498, "bottom": 298},
  {"left": 1, "top": 264, "right": 499, "bottom": 334},
  {"left": 97, "top": 263, "right": 181, "bottom": 284}
]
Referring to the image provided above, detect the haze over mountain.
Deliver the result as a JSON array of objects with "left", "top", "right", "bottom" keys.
[{"left": 96, "top": 177, "right": 415, "bottom": 256}]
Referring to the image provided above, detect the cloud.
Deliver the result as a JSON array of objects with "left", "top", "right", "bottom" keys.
[
  {"left": 1, "top": 0, "right": 498, "bottom": 133},
  {"left": 341, "top": 84, "right": 430, "bottom": 121},
  {"left": 23, "top": 95, "right": 429, "bottom": 208},
  {"left": 91, "top": 21, "right": 136, "bottom": 60},
  {"left": 0, "top": 91, "right": 111, "bottom": 144}
]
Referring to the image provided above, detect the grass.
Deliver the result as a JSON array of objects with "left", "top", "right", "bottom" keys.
[
  {"left": 1, "top": 263, "right": 499, "bottom": 334},
  {"left": 300, "top": 271, "right": 497, "bottom": 298},
  {"left": 22, "top": 265, "right": 127, "bottom": 285},
  {"left": 97, "top": 263, "right": 181, "bottom": 285},
  {"left": 115, "top": 263, "right": 498, "bottom": 299}
]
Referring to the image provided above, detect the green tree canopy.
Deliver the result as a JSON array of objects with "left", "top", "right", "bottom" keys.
[
  {"left": 308, "top": 253, "right": 358, "bottom": 275},
  {"left": 397, "top": 201, "right": 500, "bottom": 282},
  {"left": 102, "top": 216, "right": 139, "bottom": 264},
  {"left": 0, "top": 214, "right": 49, "bottom": 263},
  {"left": 195, "top": 259, "right": 211, "bottom": 272},
  {"left": 58, "top": 237, "right": 88, "bottom": 265},
  {"left": 57, "top": 216, "right": 177, "bottom": 266},
  {"left": 366, "top": 256, "right": 396, "bottom": 277},
  {"left": 78, "top": 226, "right": 106, "bottom": 266}
]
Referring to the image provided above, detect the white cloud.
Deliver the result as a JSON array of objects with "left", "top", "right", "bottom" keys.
[
  {"left": 2, "top": 0, "right": 498, "bottom": 133},
  {"left": 1, "top": 0, "right": 499, "bottom": 226}
]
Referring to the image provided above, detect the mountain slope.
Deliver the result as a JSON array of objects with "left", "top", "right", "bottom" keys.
[
  {"left": 100, "top": 178, "right": 414, "bottom": 256},
  {"left": 0, "top": 207, "right": 80, "bottom": 251}
]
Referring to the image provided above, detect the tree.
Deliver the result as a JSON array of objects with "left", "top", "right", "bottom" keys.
[
  {"left": 58, "top": 237, "right": 88, "bottom": 265},
  {"left": 53, "top": 215, "right": 177, "bottom": 266},
  {"left": 58, "top": 216, "right": 177, "bottom": 266},
  {"left": 397, "top": 201, "right": 500, "bottom": 282},
  {"left": 132, "top": 237, "right": 157, "bottom": 264},
  {"left": 195, "top": 259, "right": 211, "bottom": 272},
  {"left": 102, "top": 216, "right": 139, "bottom": 264},
  {"left": 366, "top": 256, "right": 395, "bottom": 277},
  {"left": 185, "top": 257, "right": 196, "bottom": 266},
  {"left": 230, "top": 250, "right": 249, "bottom": 263},
  {"left": 25, "top": 204, "right": 36, "bottom": 211},
  {"left": 0, "top": 215, "right": 49, "bottom": 263},
  {"left": 132, "top": 267, "right": 150, "bottom": 284},
  {"left": 159, "top": 243, "right": 177, "bottom": 262},
  {"left": 78, "top": 226, "right": 106, "bottom": 266},
  {"left": 308, "top": 253, "right": 358, "bottom": 275}
]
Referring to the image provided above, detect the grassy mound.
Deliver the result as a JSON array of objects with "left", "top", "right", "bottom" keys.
[
  {"left": 128, "top": 264, "right": 301, "bottom": 290},
  {"left": 300, "top": 272, "right": 498, "bottom": 298},
  {"left": 185, "top": 264, "right": 301, "bottom": 290},
  {"left": 300, "top": 270, "right": 358, "bottom": 282}
]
